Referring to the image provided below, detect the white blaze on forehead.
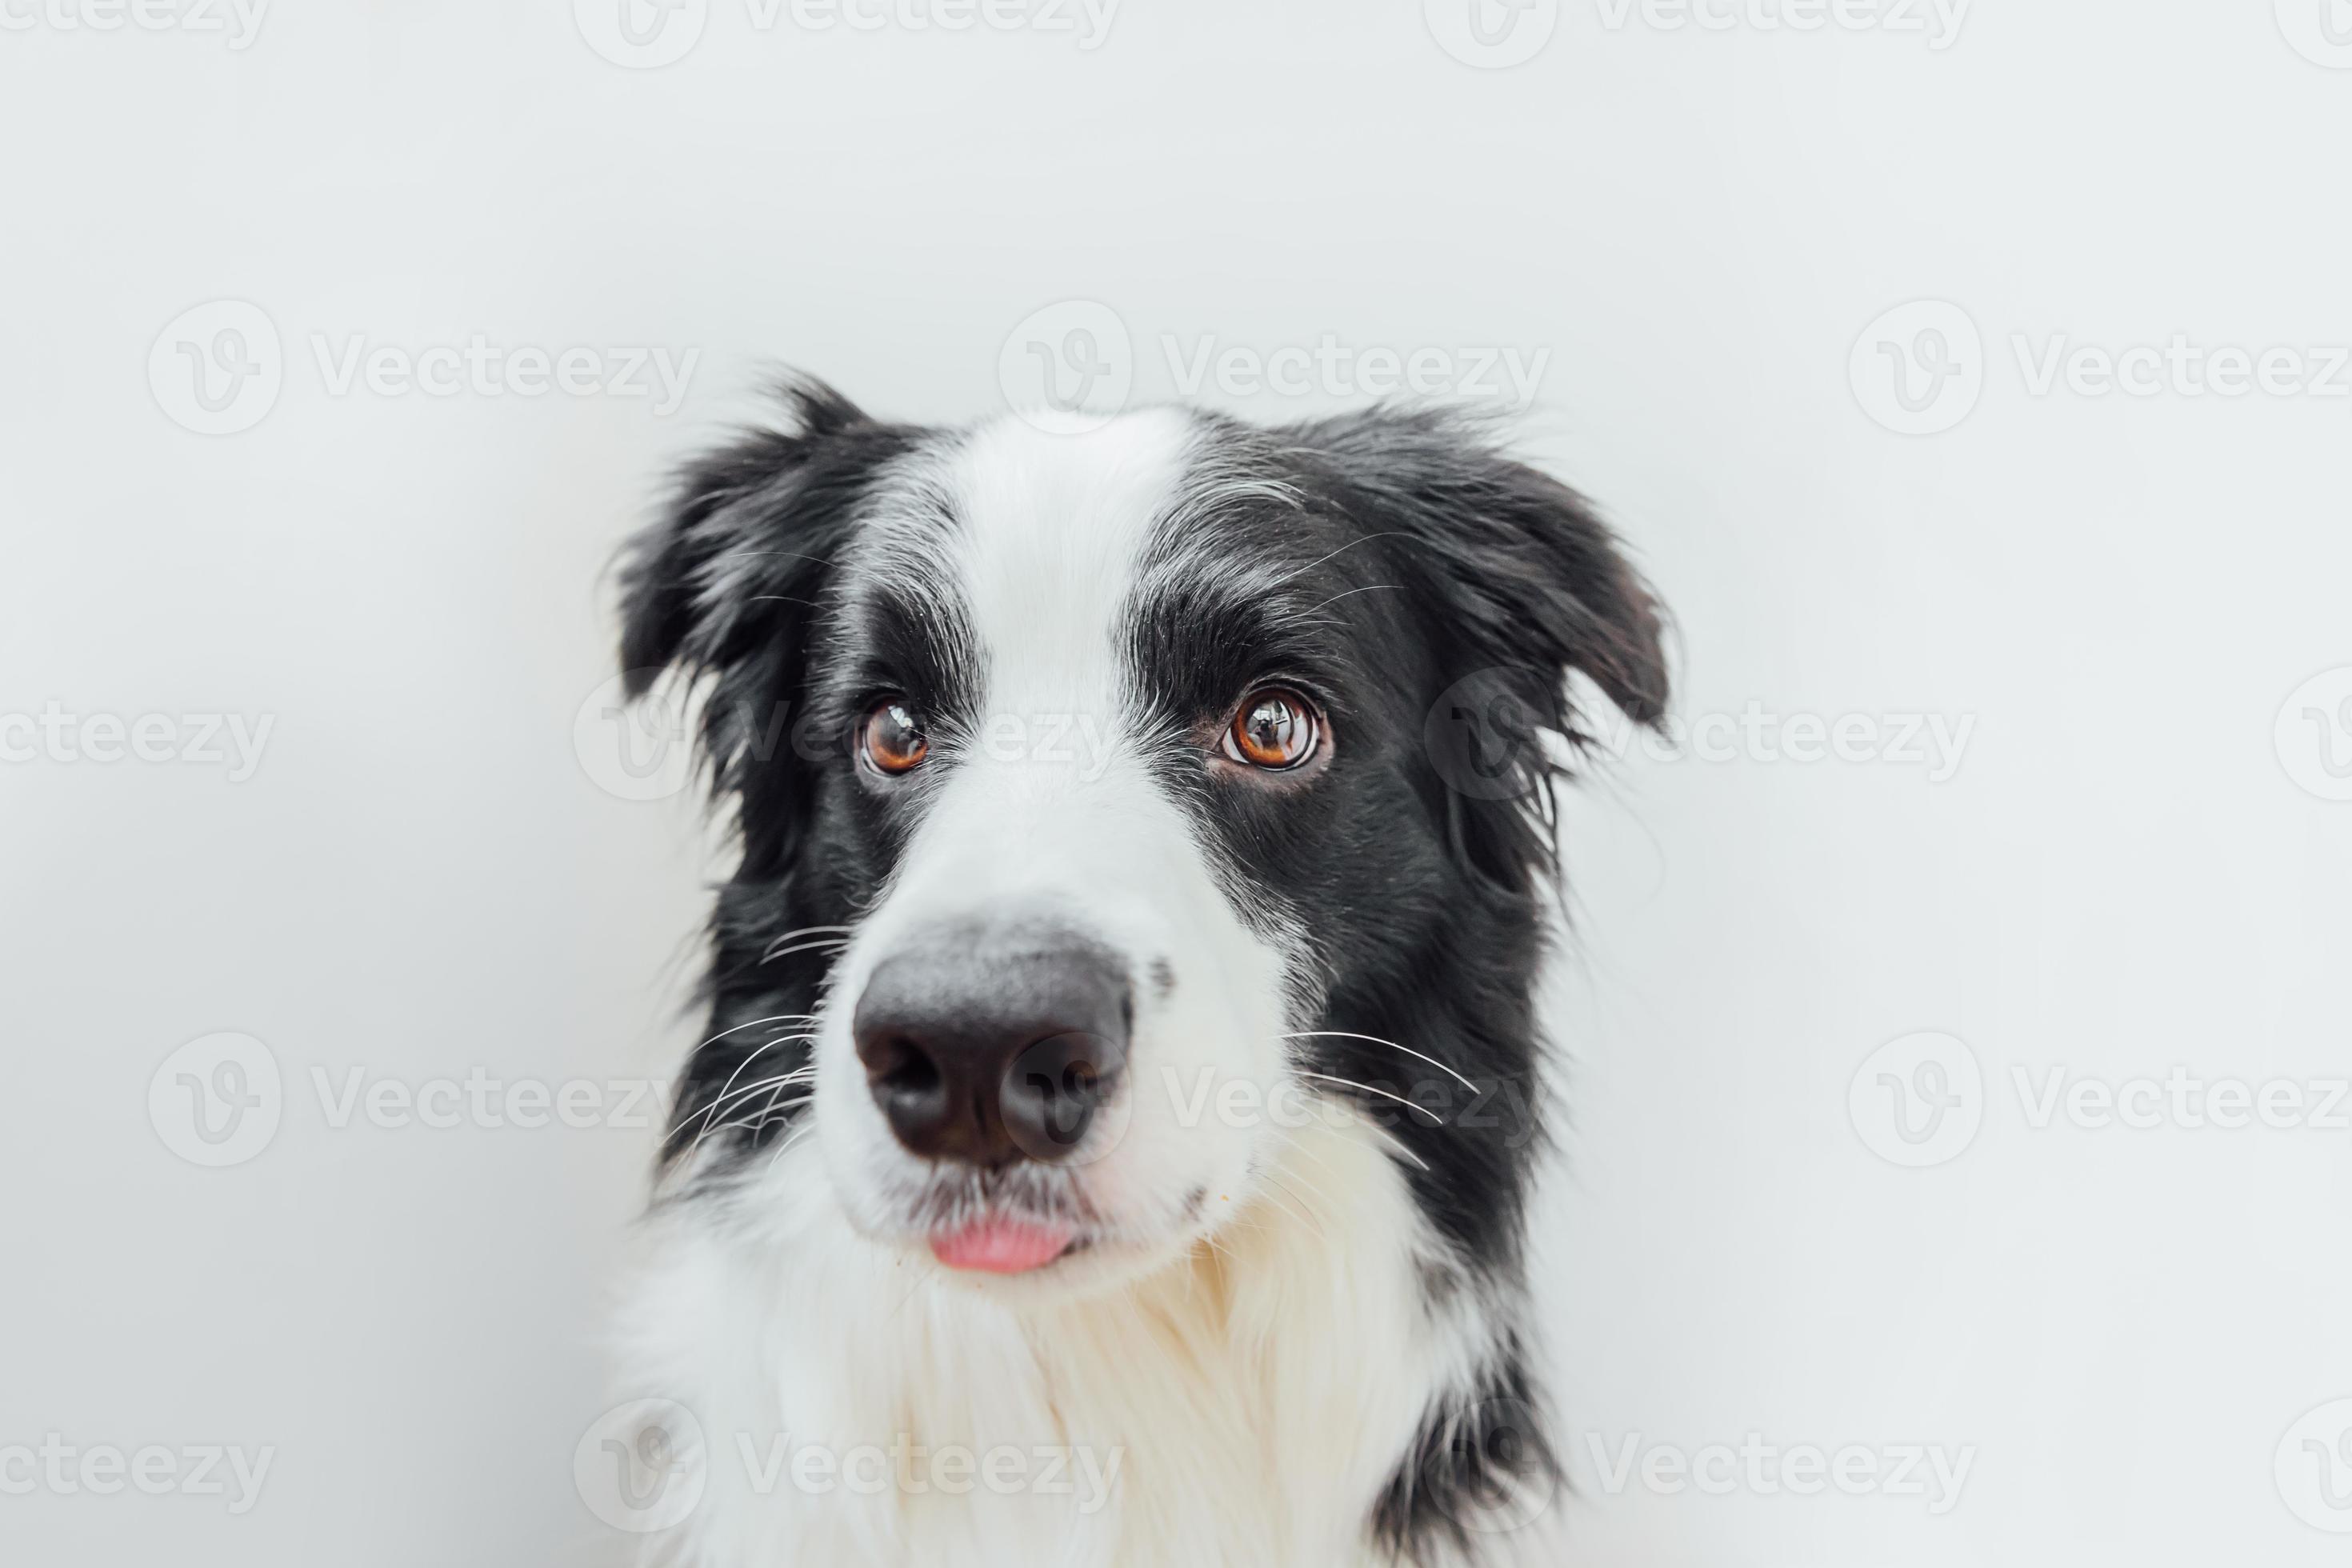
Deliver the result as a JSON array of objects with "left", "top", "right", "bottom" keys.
[
  {"left": 826, "top": 404, "right": 1230, "bottom": 1006},
  {"left": 931, "top": 409, "right": 1196, "bottom": 723},
  {"left": 813, "top": 406, "right": 1309, "bottom": 1300}
]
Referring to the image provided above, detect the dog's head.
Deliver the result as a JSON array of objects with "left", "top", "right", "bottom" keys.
[{"left": 620, "top": 380, "right": 1665, "bottom": 1299}]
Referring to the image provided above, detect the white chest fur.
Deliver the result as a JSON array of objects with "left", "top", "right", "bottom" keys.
[{"left": 614, "top": 1110, "right": 1514, "bottom": 1567}]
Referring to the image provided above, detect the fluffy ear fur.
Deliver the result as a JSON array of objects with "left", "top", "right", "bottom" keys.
[
  {"left": 614, "top": 377, "right": 913, "bottom": 873},
  {"left": 617, "top": 378, "right": 879, "bottom": 688},
  {"left": 1286, "top": 406, "right": 1671, "bottom": 890}
]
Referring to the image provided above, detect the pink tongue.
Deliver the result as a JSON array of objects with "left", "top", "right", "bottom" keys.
[{"left": 930, "top": 1218, "right": 1075, "bottom": 1274}]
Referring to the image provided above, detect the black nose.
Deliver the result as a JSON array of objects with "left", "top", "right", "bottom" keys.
[{"left": 853, "top": 925, "right": 1129, "bottom": 1166}]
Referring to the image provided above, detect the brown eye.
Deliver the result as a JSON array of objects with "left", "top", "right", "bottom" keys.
[
  {"left": 861, "top": 700, "right": 928, "bottom": 775},
  {"left": 1223, "top": 688, "right": 1321, "bottom": 770}
]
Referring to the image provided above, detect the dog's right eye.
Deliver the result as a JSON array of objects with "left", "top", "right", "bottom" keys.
[
  {"left": 1222, "top": 687, "right": 1322, "bottom": 771},
  {"left": 861, "top": 700, "right": 929, "bottom": 775}
]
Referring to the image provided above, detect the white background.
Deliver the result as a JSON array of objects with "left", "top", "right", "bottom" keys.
[{"left": 4, "top": 0, "right": 2350, "bottom": 1562}]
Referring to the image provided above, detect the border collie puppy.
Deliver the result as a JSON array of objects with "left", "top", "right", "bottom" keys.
[{"left": 610, "top": 380, "right": 1666, "bottom": 1566}]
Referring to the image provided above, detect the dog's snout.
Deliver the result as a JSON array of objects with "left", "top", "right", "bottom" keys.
[{"left": 853, "top": 928, "right": 1129, "bottom": 1166}]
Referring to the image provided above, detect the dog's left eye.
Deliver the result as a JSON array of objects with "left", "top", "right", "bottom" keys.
[
  {"left": 1222, "top": 688, "right": 1321, "bottom": 770},
  {"left": 861, "top": 700, "right": 929, "bottom": 775}
]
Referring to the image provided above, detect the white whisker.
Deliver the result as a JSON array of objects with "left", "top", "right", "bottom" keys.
[
  {"left": 685, "top": 1036, "right": 818, "bottom": 1156},
  {"left": 760, "top": 937, "right": 853, "bottom": 965},
  {"left": 696, "top": 1071, "right": 802, "bottom": 1122},
  {"left": 765, "top": 1121, "right": 820, "bottom": 1170},
  {"left": 1296, "top": 1071, "right": 1443, "bottom": 1122},
  {"left": 756, "top": 926, "right": 858, "bottom": 964},
  {"left": 689, "top": 1013, "right": 816, "bottom": 1054},
  {"left": 1266, "top": 530, "right": 1410, "bottom": 590},
  {"left": 697, "top": 1094, "right": 814, "bottom": 1142},
  {"left": 1382, "top": 1138, "right": 1433, "bottom": 1174},
  {"left": 1282, "top": 1030, "right": 1478, "bottom": 1092},
  {"left": 1302, "top": 582, "right": 1403, "bottom": 616}
]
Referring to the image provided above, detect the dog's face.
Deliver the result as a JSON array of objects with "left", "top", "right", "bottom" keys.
[{"left": 621, "top": 384, "right": 1664, "bottom": 1303}]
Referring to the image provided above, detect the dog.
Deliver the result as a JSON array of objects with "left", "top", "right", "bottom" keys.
[{"left": 607, "top": 378, "right": 1667, "bottom": 1566}]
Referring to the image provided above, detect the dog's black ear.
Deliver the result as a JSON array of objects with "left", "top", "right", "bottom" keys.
[
  {"left": 615, "top": 378, "right": 912, "bottom": 850},
  {"left": 618, "top": 377, "right": 886, "bottom": 694},
  {"left": 1292, "top": 406, "right": 1670, "bottom": 884},
  {"left": 1300, "top": 405, "right": 1666, "bottom": 730}
]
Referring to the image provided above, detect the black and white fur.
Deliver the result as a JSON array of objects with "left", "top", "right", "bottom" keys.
[{"left": 610, "top": 380, "right": 1667, "bottom": 1566}]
